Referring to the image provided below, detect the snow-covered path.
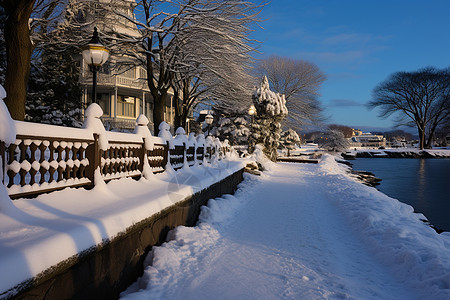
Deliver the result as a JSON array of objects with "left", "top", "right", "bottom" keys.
[{"left": 122, "top": 158, "right": 450, "bottom": 300}]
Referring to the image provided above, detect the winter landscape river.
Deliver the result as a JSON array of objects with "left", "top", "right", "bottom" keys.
[{"left": 350, "top": 158, "right": 450, "bottom": 232}]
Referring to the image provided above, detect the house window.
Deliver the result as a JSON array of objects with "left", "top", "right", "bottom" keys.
[
  {"left": 122, "top": 68, "right": 135, "bottom": 79},
  {"left": 98, "top": 93, "right": 110, "bottom": 116},
  {"left": 117, "top": 95, "right": 136, "bottom": 118},
  {"left": 139, "top": 68, "right": 147, "bottom": 79}
]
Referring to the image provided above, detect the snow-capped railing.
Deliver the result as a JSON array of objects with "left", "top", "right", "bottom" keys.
[
  {"left": 2, "top": 121, "right": 94, "bottom": 199},
  {"left": 0, "top": 104, "right": 228, "bottom": 200}
]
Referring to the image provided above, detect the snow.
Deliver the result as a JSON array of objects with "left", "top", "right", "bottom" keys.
[
  {"left": 253, "top": 75, "right": 288, "bottom": 116},
  {"left": 0, "top": 85, "right": 16, "bottom": 145},
  {"left": 121, "top": 154, "right": 450, "bottom": 300},
  {"left": 83, "top": 103, "right": 108, "bottom": 151},
  {"left": 0, "top": 159, "right": 245, "bottom": 297},
  {"left": 133, "top": 115, "right": 155, "bottom": 150},
  {"left": 158, "top": 122, "right": 175, "bottom": 149}
]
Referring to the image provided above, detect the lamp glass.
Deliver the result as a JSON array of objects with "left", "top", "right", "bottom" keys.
[
  {"left": 83, "top": 44, "right": 109, "bottom": 66},
  {"left": 205, "top": 114, "right": 213, "bottom": 125},
  {"left": 248, "top": 105, "right": 256, "bottom": 116}
]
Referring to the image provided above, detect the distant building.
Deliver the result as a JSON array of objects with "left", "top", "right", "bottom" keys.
[{"left": 349, "top": 129, "right": 386, "bottom": 148}]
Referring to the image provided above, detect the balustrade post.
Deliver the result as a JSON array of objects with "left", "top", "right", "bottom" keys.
[
  {"left": 85, "top": 134, "right": 101, "bottom": 185},
  {"left": 138, "top": 139, "right": 146, "bottom": 173},
  {"left": 183, "top": 142, "right": 187, "bottom": 166},
  {"left": 0, "top": 141, "right": 5, "bottom": 185},
  {"left": 163, "top": 141, "right": 170, "bottom": 170}
]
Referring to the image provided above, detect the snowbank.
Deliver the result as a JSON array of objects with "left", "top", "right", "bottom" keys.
[{"left": 317, "top": 154, "right": 450, "bottom": 299}]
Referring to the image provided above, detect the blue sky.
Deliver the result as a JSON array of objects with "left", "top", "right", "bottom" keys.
[{"left": 251, "top": 0, "right": 450, "bottom": 132}]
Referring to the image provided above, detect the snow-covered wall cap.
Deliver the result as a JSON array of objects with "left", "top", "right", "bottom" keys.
[
  {"left": 174, "top": 127, "right": 188, "bottom": 146},
  {"left": 158, "top": 121, "right": 174, "bottom": 149},
  {"left": 205, "top": 135, "right": 214, "bottom": 147},
  {"left": 214, "top": 137, "right": 222, "bottom": 148},
  {"left": 136, "top": 114, "right": 150, "bottom": 126},
  {"left": 196, "top": 133, "right": 206, "bottom": 146},
  {"left": 133, "top": 115, "right": 154, "bottom": 151},
  {"left": 0, "top": 84, "right": 17, "bottom": 145},
  {"left": 188, "top": 133, "right": 197, "bottom": 147},
  {"left": 175, "top": 127, "right": 185, "bottom": 135},
  {"left": 85, "top": 103, "right": 103, "bottom": 119},
  {"left": 83, "top": 103, "right": 108, "bottom": 151}
]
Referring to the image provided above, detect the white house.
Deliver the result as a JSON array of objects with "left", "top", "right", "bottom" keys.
[{"left": 78, "top": 0, "right": 176, "bottom": 132}]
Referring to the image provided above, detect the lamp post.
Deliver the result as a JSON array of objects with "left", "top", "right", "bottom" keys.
[
  {"left": 82, "top": 27, "right": 109, "bottom": 105},
  {"left": 205, "top": 114, "right": 213, "bottom": 136}
]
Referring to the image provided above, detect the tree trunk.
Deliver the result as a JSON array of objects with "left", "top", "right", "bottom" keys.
[
  {"left": 3, "top": 0, "right": 35, "bottom": 120},
  {"left": 152, "top": 91, "right": 166, "bottom": 136},
  {"left": 173, "top": 89, "right": 182, "bottom": 130},
  {"left": 417, "top": 126, "right": 425, "bottom": 150}
]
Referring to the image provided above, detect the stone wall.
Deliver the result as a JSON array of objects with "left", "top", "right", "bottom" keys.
[{"left": 12, "top": 169, "right": 244, "bottom": 300}]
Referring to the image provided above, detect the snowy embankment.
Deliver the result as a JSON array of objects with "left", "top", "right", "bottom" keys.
[
  {"left": 348, "top": 147, "right": 450, "bottom": 158},
  {"left": 0, "top": 159, "right": 245, "bottom": 298},
  {"left": 121, "top": 155, "right": 450, "bottom": 300}
]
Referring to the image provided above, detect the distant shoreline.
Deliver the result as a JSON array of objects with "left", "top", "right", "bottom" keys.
[{"left": 343, "top": 148, "right": 450, "bottom": 159}]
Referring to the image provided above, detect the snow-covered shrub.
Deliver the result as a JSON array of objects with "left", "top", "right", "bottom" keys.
[
  {"left": 216, "top": 115, "right": 251, "bottom": 145},
  {"left": 318, "top": 129, "right": 350, "bottom": 152},
  {"left": 280, "top": 129, "right": 301, "bottom": 156}
]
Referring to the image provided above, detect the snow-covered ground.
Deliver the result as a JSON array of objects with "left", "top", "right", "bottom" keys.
[
  {"left": 0, "top": 159, "right": 245, "bottom": 298},
  {"left": 121, "top": 155, "right": 450, "bottom": 300}
]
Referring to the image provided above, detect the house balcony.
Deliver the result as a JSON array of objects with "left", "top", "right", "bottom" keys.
[{"left": 81, "top": 73, "right": 149, "bottom": 91}]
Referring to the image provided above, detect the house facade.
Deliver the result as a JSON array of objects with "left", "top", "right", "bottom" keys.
[{"left": 79, "top": 0, "right": 175, "bottom": 132}]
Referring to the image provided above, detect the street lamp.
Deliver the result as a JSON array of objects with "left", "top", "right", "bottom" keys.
[
  {"left": 248, "top": 104, "right": 256, "bottom": 117},
  {"left": 82, "top": 27, "right": 109, "bottom": 104},
  {"left": 205, "top": 114, "right": 213, "bottom": 136}
]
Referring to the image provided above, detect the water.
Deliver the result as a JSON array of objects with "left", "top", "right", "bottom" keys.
[{"left": 350, "top": 158, "right": 450, "bottom": 232}]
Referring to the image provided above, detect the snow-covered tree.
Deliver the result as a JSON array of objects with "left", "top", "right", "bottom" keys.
[
  {"left": 256, "top": 55, "right": 326, "bottom": 132},
  {"left": 249, "top": 76, "right": 288, "bottom": 161},
  {"left": 280, "top": 128, "right": 301, "bottom": 156},
  {"left": 216, "top": 115, "right": 251, "bottom": 146},
  {"left": 318, "top": 129, "right": 350, "bottom": 152}
]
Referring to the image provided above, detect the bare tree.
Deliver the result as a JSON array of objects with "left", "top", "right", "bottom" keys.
[
  {"left": 328, "top": 124, "right": 353, "bottom": 138},
  {"left": 368, "top": 67, "right": 450, "bottom": 149},
  {"left": 256, "top": 55, "right": 326, "bottom": 131},
  {"left": 170, "top": 0, "right": 261, "bottom": 129},
  {"left": 103, "top": 0, "right": 262, "bottom": 133}
]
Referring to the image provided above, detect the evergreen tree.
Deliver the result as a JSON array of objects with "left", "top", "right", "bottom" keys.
[
  {"left": 249, "top": 76, "right": 288, "bottom": 161},
  {"left": 26, "top": 48, "right": 82, "bottom": 127},
  {"left": 280, "top": 129, "right": 301, "bottom": 156},
  {"left": 0, "top": 7, "right": 6, "bottom": 86},
  {"left": 216, "top": 114, "right": 251, "bottom": 146}
]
